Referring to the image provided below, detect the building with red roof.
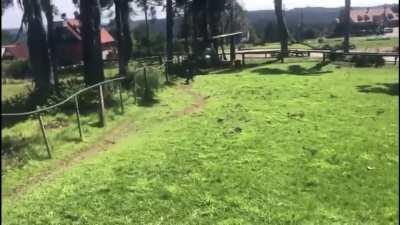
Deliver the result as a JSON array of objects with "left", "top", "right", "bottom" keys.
[
  {"left": 54, "top": 18, "right": 116, "bottom": 66},
  {"left": 1, "top": 43, "right": 29, "bottom": 61},
  {"left": 349, "top": 5, "right": 399, "bottom": 27},
  {"left": 336, "top": 4, "right": 399, "bottom": 36}
]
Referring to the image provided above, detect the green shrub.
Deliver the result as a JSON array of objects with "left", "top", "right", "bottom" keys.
[
  {"left": 351, "top": 55, "right": 385, "bottom": 67},
  {"left": 127, "top": 67, "right": 162, "bottom": 104},
  {"left": 328, "top": 52, "right": 345, "bottom": 62},
  {"left": 321, "top": 44, "right": 334, "bottom": 50},
  {"left": 4, "top": 60, "right": 31, "bottom": 79}
]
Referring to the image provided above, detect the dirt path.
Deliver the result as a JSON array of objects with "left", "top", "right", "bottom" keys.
[
  {"left": 6, "top": 83, "right": 207, "bottom": 201},
  {"left": 175, "top": 83, "right": 208, "bottom": 116}
]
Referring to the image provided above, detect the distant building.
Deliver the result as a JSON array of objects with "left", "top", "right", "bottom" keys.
[
  {"left": 336, "top": 4, "right": 399, "bottom": 35},
  {"left": 1, "top": 43, "right": 29, "bottom": 61},
  {"left": 349, "top": 5, "right": 399, "bottom": 27},
  {"left": 54, "top": 17, "right": 116, "bottom": 66}
]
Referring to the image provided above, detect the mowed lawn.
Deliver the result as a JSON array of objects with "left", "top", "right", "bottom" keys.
[
  {"left": 245, "top": 36, "right": 399, "bottom": 52},
  {"left": 3, "top": 61, "right": 398, "bottom": 225}
]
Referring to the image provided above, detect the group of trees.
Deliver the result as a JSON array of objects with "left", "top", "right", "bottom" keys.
[
  {"left": 273, "top": 0, "right": 352, "bottom": 57},
  {"left": 1, "top": 0, "right": 353, "bottom": 99}
]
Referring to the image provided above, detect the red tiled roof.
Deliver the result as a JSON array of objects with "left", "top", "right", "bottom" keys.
[
  {"left": 100, "top": 28, "right": 115, "bottom": 44},
  {"left": 63, "top": 19, "right": 115, "bottom": 44},
  {"left": 2, "top": 43, "right": 29, "bottom": 60},
  {"left": 350, "top": 5, "right": 399, "bottom": 23}
]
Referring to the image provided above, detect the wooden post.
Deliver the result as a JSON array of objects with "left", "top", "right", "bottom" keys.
[
  {"left": 98, "top": 84, "right": 106, "bottom": 127},
  {"left": 143, "top": 67, "right": 149, "bottom": 100},
  {"left": 37, "top": 108, "right": 52, "bottom": 159},
  {"left": 132, "top": 71, "right": 137, "bottom": 103},
  {"left": 119, "top": 82, "right": 124, "bottom": 113},
  {"left": 242, "top": 53, "right": 245, "bottom": 65},
  {"left": 144, "top": 67, "right": 148, "bottom": 89},
  {"left": 230, "top": 36, "right": 236, "bottom": 64},
  {"left": 323, "top": 53, "right": 326, "bottom": 62},
  {"left": 74, "top": 96, "right": 84, "bottom": 141}
]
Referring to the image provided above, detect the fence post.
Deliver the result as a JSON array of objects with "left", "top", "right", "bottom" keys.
[
  {"left": 37, "top": 107, "right": 52, "bottom": 159},
  {"left": 144, "top": 67, "right": 149, "bottom": 99},
  {"left": 119, "top": 82, "right": 124, "bottom": 113},
  {"left": 242, "top": 53, "right": 245, "bottom": 65},
  {"left": 98, "top": 84, "right": 106, "bottom": 127},
  {"left": 74, "top": 96, "right": 84, "bottom": 141},
  {"left": 132, "top": 71, "right": 137, "bottom": 103}
]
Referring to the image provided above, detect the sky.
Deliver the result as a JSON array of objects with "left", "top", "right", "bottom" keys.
[{"left": 2, "top": 0, "right": 398, "bottom": 29}]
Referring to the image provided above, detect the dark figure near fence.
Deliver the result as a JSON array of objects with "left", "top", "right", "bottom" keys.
[{"left": 184, "top": 54, "right": 195, "bottom": 84}]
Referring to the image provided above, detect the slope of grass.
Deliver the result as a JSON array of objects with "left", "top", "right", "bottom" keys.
[
  {"left": 2, "top": 61, "right": 398, "bottom": 224},
  {"left": 1, "top": 83, "right": 194, "bottom": 198}
]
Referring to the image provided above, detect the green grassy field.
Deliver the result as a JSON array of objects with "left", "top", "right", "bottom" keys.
[
  {"left": 1, "top": 79, "right": 34, "bottom": 102},
  {"left": 245, "top": 36, "right": 399, "bottom": 52},
  {"left": 1, "top": 66, "right": 121, "bottom": 103},
  {"left": 2, "top": 60, "right": 399, "bottom": 224}
]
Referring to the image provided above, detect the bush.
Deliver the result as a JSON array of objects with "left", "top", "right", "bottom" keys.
[
  {"left": 351, "top": 55, "right": 385, "bottom": 67},
  {"left": 328, "top": 52, "right": 345, "bottom": 62},
  {"left": 127, "top": 66, "right": 161, "bottom": 104},
  {"left": 321, "top": 44, "right": 334, "bottom": 50},
  {"left": 4, "top": 60, "right": 31, "bottom": 79}
]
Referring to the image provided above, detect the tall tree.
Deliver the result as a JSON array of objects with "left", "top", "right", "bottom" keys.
[
  {"left": 181, "top": 0, "right": 190, "bottom": 54},
  {"left": 165, "top": 0, "right": 173, "bottom": 77},
  {"left": 343, "top": 0, "right": 351, "bottom": 53},
  {"left": 41, "top": 0, "right": 57, "bottom": 86},
  {"left": 274, "top": 0, "right": 289, "bottom": 60},
  {"left": 114, "top": 0, "right": 133, "bottom": 77},
  {"left": 79, "top": 0, "right": 105, "bottom": 85},
  {"left": 21, "top": 0, "right": 53, "bottom": 93},
  {"left": 134, "top": 0, "right": 162, "bottom": 56}
]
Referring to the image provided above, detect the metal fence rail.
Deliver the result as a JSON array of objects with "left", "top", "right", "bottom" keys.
[{"left": 2, "top": 64, "right": 164, "bottom": 159}]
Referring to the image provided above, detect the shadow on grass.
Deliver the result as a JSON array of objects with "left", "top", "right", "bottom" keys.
[
  {"left": 251, "top": 61, "right": 332, "bottom": 76},
  {"left": 1, "top": 134, "right": 50, "bottom": 166},
  {"left": 137, "top": 98, "right": 160, "bottom": 107},
  {"left": 213, "top": 63, "right": 262, "bottom": 74},
  {"left": 357, "top": 83, "right": 399, "bottom": 96}
]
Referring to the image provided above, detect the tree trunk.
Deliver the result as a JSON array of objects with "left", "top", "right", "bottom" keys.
[
  {"left": 43, "top": 2, "right": 57, "bottom": 87},
  {"left": 343, "top": 0, "right": 351, "bottom": 53},
  {"left": 121, "top": 0, "right": 132, "bottom": 72},
  {"left": 200, "top": 1, "right": 209, "bottom": 51},
  {"left": 80, "top": 0, "right": 104, "bottom": 85},
  {"left": 274, "top": 0, "right": 288, "bottom": 58},
  {"left": 166, "top": 0, "right": 173, "bottom": 77},
  {"left": 191, "top": 9, "right": 199, "bottom": 56},
  {"left": 114, "top": 0, "right": 125, "bottom": 76},
  {"left": 25, "top": 0, "right": 52, "bottom": 94},
  {"left": 144, "top": 5, "right": 150, "bottom": 56},
  {"left": 183, "top": 1, "right": 189, "bottom": 55}
]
